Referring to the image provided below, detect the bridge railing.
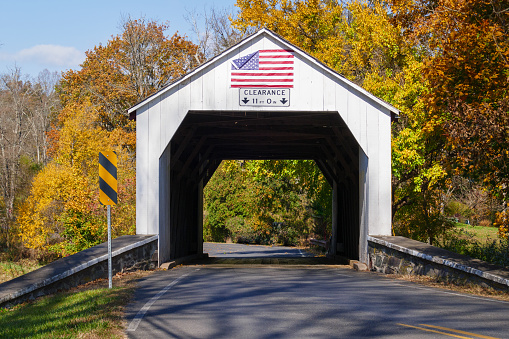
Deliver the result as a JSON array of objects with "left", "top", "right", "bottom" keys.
[{"left": 310, "top": 238, "right": 329, "bottom": 250}]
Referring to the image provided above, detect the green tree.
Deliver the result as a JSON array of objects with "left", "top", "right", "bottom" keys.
[
  {"left": 204, "top": 160, "right": 329, "bottom": 245},
  {"left": 204, "top": 161, "right": 258, "bottom": 242},
  {"left": 245, "top": 160, "right": 330, "bottom": 242}
]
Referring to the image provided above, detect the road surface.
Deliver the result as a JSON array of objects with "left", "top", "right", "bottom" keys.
[
  {"left": 125, "top": 243, "right": 509, "bottom": 338},
  {"left": 203, "top": 242, "right": 311, "bottom": 258}
]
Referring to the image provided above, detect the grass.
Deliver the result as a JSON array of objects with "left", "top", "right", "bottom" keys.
[
  {"left": 0, "top": 270, "right": 153, "bottom": 338},
  {"left": 0, "top": 258, "right": 42, "bottom": 284},
  {"left": 389, "top": 274, "right": 509, "bottom": 302},
  {"left": 454, "top": 223, "right": 499, "bottom": 242},
  {"left": 437, "top": 223, "right": 509, "bottom": 268}
]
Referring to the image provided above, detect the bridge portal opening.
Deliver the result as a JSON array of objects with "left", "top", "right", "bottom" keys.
[
  {"left": 202, "top": 159, "right": 333, "bottom": 248},
  {"left": 159, "top": 110, "right": 362, "bottom": 263}
]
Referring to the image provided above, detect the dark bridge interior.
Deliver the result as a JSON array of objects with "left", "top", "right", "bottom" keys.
[{"left": 159, "top": 110, "right": 360, "bottom": 262}]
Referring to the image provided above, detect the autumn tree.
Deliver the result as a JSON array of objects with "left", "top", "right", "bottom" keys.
[
  {"left": 233, "top": 0, "right": 411, "bottom": 85},
  {"left": 18, "top": 18, "right": 201, "bottom": 257},
  {"left": 390, "top": 0, "right": 509, "bottom": 237},
  {"left": 0, "top": 68, "right": 58, "bottom": 249},
  {"left": 18, "top": 101, "right": 135, "bottom": 257},
  {"left": 58, "top": 17, "right": 201, "bottom": 131}
]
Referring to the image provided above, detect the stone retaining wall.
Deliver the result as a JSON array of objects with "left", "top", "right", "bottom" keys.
[
  {"left": 1, "top": 235, "right": 158, "bottom": 308},
  {"left": 368, "top": 235, "right": 509, "bottom": 291}
]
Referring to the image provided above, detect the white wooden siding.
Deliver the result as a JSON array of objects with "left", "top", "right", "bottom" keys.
[{"left": 133, "top": 29, "right": 395, "bottom": 247}]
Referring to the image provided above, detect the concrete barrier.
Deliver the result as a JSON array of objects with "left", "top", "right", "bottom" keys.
[
  {"left": 0, "top": 235, "right": 158, "bottom": 308},
  {"left": 368, "top": 235, "right": 509, "bottom": 290}
]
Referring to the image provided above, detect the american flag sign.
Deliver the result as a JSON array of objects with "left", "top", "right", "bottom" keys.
[{"left": 231, "top": 49, "right": 294, "bottom": 88}]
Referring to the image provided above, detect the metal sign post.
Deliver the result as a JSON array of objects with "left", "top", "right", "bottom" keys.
[
  {"left": 99, "top": 151, "right": 117, "bottom": 289},
  {"left": 107, "top": 205, "right": 112, "bottom": 288}
]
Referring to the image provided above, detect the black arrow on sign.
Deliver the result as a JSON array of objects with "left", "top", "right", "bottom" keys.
[
  {"left": 242, "top": 98, "right": 250, "bottom": 104},
  {"left": 280, "top": 98, "right": 288, "bottom": 105}
]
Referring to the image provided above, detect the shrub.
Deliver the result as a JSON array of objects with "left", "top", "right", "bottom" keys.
[
  {"left": 445, "top": 200, "right": 472, "bottom": 219},
  {"left": 478, "top": 219, "right": 492, "bottom": 227},
  {"left": 437, "top": 229, "right": 509, "bottom": 268}
]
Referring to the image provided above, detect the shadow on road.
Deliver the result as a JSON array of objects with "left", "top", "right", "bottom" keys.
[
  {"left": 190, "top": 256, "right": 342, "bottom": 265},
  {"left": 181, "top": 243, "right": 349, "bottom": 266}
]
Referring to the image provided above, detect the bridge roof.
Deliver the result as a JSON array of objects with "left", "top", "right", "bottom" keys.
[{"left": 128, "top": 28, "right": 399, "bottom": 117}]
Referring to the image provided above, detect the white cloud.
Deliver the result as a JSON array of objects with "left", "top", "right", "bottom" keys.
[{"left": 0, "top": 44, "right": 85, "bottom": 69}]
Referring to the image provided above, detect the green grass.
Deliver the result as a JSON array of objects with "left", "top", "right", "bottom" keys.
[
  {"left": 438, "top": 223, "right": 509, "bottom": 268},
  {"left": 0, "top": 272, "right": 146, "bottom": 338},
  {"left": 454, "top": 223, "right": 500, "bottom": 242},
  {"left": 0, "top": 258, "right": 42, "bottom": 284}
]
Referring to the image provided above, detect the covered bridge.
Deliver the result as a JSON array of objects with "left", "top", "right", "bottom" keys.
[{"left": 128, "top": 29, "right": 398, "bottom": 265}]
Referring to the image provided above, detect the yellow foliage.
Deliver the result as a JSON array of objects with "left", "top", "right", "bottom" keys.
[
  {"left": 234, "top": 0, "right": 409, "bottom": 85},
  {"left": 18, "top": 162, "right": 90, "bottom": 250},
  {"left": 18, "top": 100, "right": 136, "bottom": 254},
  {"left": 55, "top": 101, "right": 111, "bottom": 170},
  {"left": 15, "top": 18, "right": 198, "bottom": 257},
  {"left": 494, "top": 209, "right": 509, "bottom": 239}
]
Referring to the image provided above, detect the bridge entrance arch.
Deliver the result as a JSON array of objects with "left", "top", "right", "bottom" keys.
[{"left": 129, "top": 29, "right": 398, "bottom": 266}]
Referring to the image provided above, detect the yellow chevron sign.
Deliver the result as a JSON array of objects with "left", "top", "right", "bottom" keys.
[{"left": 99, "top": 151, "right": 117, "bottom": 205}]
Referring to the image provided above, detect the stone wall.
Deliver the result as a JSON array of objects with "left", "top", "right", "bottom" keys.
[
  {"left": 1, "top": 235, "right": 158, "bottom": 308},
  {"left": 368, "top": 236, "right": 509, "bottom": 291}
]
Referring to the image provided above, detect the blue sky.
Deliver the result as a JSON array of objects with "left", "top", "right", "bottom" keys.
[{"left": 0, "top": 0, "right": 238, "bottom": 78}]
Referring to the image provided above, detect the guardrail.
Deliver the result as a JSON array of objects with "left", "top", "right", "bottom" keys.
[{"left": 310, "top": 238, "right": 329, "bottom": 250}]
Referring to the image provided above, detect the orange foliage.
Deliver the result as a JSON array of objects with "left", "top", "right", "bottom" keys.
[
  {"left": 58, "top": 18, "right": 200, "bottom": 131},
  {"left": 390, "top": 0, "right": 509, "bottom": 231},
  {"left": 18, "top": 18, "right": 198, "bottom": 257}
]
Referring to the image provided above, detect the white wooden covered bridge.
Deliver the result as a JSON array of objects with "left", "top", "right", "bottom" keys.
[{"left": 128, "top": 29, "right": 398, "bottom": 265}]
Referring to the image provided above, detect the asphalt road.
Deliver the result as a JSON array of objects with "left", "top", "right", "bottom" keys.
[{"left": 125, "top": 244, "right": 509, "bottom": 338}]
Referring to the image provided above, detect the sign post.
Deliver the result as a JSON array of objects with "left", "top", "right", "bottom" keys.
[{"left": 99, "top": 151, "right": 117, "bottom": 289}]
